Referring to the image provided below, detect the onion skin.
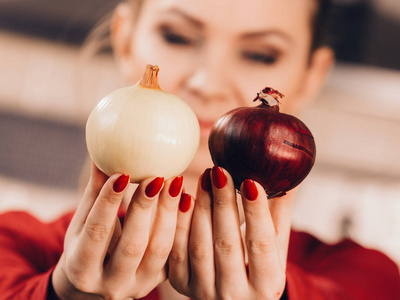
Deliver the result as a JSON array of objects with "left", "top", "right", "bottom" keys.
[
  {"left": 86, "top": 65, "right": 200, "bottom": 183},
  {"left": 208, "top": 88, "right": 316, "bottom": 198}
]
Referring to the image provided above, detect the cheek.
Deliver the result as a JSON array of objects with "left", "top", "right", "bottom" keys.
[
  {"left": 129, "top": 19, "right": 196, "bottom": 82},
  {"left": 234, "top": 64, "right": 306, "bottom": 111},
  {"left": 127, "top": 31, "right": 161, "bottom": 82},
  {"left": 129, "top": 40, "right": 195, "bottom": 94},
  {"left": 279, "top": 66, "right": 310, "bottom": 113}
]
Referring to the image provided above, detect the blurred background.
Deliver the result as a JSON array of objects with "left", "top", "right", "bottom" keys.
[{"left": 0, "top": 0, "right": 399, "bottom": 267}]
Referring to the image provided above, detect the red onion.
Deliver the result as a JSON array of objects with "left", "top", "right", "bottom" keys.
[{"left": 208, "top": 87, "right": 316, "bottom": 198}]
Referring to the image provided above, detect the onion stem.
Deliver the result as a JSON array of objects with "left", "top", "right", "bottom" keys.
[{"left": 139, "top": 64, "right": 161, "bottom": 90}]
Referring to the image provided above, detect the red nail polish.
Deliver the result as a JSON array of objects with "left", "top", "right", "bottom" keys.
[
  {"left": 243, "top": 179, "right": 258, "bottom": 201},
  {"left": 179, "top": 193, "right": 191, "bottom": 212},
  {"left": 201, "top": 168, "right": 212, "bottom": 192},
  {"left": 113, "top": 174, "right": 130, "bottom": 193},
  {"left": 145, "top": 177, "right": 164, "bottom": 198},
  {"left": 212, "top": 166, "right": 227, "bottom": 189},
  {"left": 169, "top": 176, "right": 183, "bottom": 197}
]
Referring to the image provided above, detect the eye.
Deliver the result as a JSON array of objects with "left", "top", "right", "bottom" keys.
[
  {"left": 242, "top": 51, "right": 279, "bottom": 65},
  {"left": 161, "top": 27, "right": 193, "bottom": 46}
]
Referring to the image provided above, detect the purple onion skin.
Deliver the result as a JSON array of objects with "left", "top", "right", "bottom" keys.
[{"left": 208, "top": 102, "right": 316, "bottom": 198}]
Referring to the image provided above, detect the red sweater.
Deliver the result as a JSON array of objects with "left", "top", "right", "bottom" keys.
[{"left": 0, "top": 211, "right": 399, "bottom": 300}]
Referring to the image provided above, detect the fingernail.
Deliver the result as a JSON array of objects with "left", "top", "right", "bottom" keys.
[
  {"left": 145, "top": 177, "right": 164, "bottom": 198},
  {"left": 243, "top": 179, "right": 258, "bottom": 201},
  {"left": 201, "top": 168, "right": 212, "bottom": 192},
  {"left": 212, "top": 166, "right": 227, "bottom": 189},
  {"left": 113, "top": 174, "right": 130, "bottom": 193},
  {"left": 169, "top": 176, "right": 183, "bottom": 197},
  {"left": 179, "top": 193, "right": 191, "bottom": 212}
]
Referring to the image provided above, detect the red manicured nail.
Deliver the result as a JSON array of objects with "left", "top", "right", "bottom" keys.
[
  {"left": 243, "top": 179, "right": 258, "bottom": 201},
  {"left": 113, "top": 174, "right": 130, "bottom": 193},
  {"left": 212, "top": 166, "right": 227, "bottom": 189},
  {"left": 179, "top": 193, "right": 192, "bottom": 212},
  {"left": 201, "top": 168, "right": 212, "bottom": 192},
  {"left": 145, "top": 177, "right": 164, "bottom": 198},
  {"left": 169, "top": 176, "right": 183, "bottom": 197}
]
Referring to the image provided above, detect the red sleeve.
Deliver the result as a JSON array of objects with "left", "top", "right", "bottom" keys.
[
  {"left": 0, "top": 211, "right": 73, "bottom": 300},
  {"left": 285, "top": 230, "right": 400, "bottom": 300},
  {"left": 0, "top": 211, "right": 161, "bottom": 300}
]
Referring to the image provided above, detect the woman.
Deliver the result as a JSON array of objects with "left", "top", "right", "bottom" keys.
[{"left": 1, "top": 0, "right": 399, "bottom": 299}]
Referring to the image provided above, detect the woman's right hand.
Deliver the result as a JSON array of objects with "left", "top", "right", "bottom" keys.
[{"left": 52, "top": 163, "right": 184, "bottom": 300}]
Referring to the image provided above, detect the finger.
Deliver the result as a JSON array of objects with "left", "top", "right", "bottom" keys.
[
  {"left": 137, "top": 176, "right": 184, "bottom": 280},
  {"left": 69, "top": 162, "right": 109, "bottom": 232},
  {"left": 106, "top": 177, "right": 164, "bottom": 277},
  {"left": 73, "top": 173, "right": 130, "bottom": 274},
  {"left": 210, "top": 166, "right": 247, "bottom": 293},
  {"left": 188, "top": 168, "right": 215, "bottom": 298},
  {"left": 241, "top": 179, "right": 286, "bottom": 291},
  {"left": 109, "top": 215, "right": 122, "bottom": 253},
  {"left": 168, "top": 192, "right": 195, "bottom": 295},
  {"left": 268, "top": 190, "right": 295, "bottom": 266}
]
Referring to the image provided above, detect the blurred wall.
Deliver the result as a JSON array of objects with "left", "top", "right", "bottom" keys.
[{"left": 0, "top": 0, "right": 120, "bottom": 219}]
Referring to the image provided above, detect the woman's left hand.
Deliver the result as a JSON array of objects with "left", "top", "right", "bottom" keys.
[{"left": 168, "top": 166, "right": 293, "bottom": 300}]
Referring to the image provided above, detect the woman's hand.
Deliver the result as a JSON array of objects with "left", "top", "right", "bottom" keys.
[
  {"left": 169, "top": 166, "right": 293, "bottom": 300},
  {"left": 52, "top": 163, "right": 184, "bottom": 300}
]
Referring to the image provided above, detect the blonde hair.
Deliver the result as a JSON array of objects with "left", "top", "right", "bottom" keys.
[{"left": 80, "top": 0, "right": 144, "bottom": 61}]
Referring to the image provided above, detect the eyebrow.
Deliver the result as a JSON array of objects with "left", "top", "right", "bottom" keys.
[
  {"left": 160, "top": 7, "right": 204, "bottom": 29},
  {"left": 240, "top": 30, "right": 293, "bottom": 44}
]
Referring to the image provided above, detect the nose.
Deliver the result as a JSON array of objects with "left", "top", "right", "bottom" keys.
[{"left": 186, "top": 44, "right": 232, "bottom": 102}]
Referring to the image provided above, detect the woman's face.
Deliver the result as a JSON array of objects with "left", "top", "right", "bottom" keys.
[{"left": 120, "top": 0, "right": 325, "bottom": 176}]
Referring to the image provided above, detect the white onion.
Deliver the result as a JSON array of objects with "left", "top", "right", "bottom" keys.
[{"left": 86, "top": 65, "right": 200, "bottom": 182}]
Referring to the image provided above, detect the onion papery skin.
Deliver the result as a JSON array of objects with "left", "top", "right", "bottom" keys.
[
  {"left": 208, "top": 103, "right": 316, "bottom": 198},
  {"left": 86, "top": 83, "right": 200, "bottom": 183}
]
